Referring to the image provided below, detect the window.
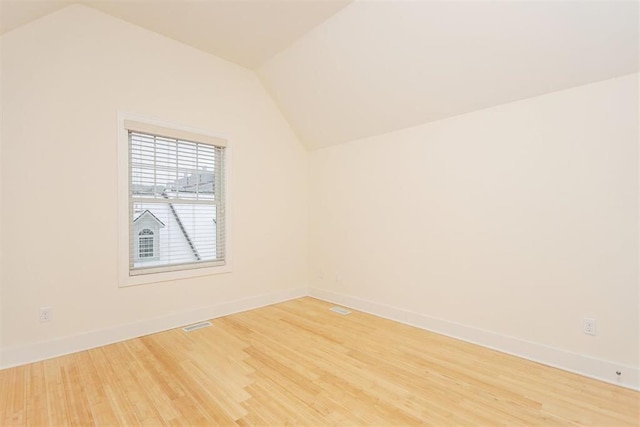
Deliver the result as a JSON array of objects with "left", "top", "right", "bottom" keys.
[
  {"left": 132, "top": 210, "right": 163, "bottom": 263},
  {"left": 138, "top": 229, "right": 155, "bottom": 258},
  {"left": 119, "top": 115, "right": 230, "bottom": 285}
]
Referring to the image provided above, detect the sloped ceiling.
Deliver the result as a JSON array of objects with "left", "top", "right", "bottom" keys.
[
  {"left": 0, "top": 0, "right": 352, "bottom": 68},
  {"left": 0, "top": 0, "right": 72, "bottom": 34},
  {"left": 1, "top": 0, "right": 638, "bottom": 150},
  {"left": 259, "top": 1, "right": 639, "bottom": 149},
  {"left": 84, "top": 0, "right": 352, "bottom": 69}
]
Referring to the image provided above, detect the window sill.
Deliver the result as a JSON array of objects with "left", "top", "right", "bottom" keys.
[{"left": 118, "top": 263, "right": 232, "bottom": 288}]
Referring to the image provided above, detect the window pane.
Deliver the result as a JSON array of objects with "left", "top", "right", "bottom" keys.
[
  {"left": 130, "top": 133, "right": 221, "bottom": 202},
  {"left": 129, "top": 129, "right": 225, "bottom": 274},
  {"left": 132, "top": 202, "right": 218, "bottom": 270}
]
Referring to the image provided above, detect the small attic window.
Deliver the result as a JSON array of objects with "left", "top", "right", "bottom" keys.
[
  {"left": 132, "top": 210, "right": 164, "bottom": 263},
  {"left": 138, "top": 229, "right": 155, "bottom": 258}
]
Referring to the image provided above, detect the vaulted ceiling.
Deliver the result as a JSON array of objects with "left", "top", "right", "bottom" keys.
[
  {"left": 1, "top": 0, "right": 638, "bottom": 149},
  {"left": 259, "top": 1, "right": 639, "bottom": 148},
  {"left": 0, "top": 0, "right": 352, "bottom": 68}
]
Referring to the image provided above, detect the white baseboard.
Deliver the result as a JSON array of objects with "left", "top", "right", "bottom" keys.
[
  {"left": 308, "top": 287, "right": 640, "bottom": 391},
  {"left": 0, "top": 287, "right": 307, "bottom": 370},
  {"left": 2, "top": 285, "right": 637, "bottom": 391}
]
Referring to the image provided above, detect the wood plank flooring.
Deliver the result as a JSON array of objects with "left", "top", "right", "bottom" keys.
[{"left": 1, "top": 297, "right": 638, "bottom": 425}]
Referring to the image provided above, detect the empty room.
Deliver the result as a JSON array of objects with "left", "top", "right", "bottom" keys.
[{"left": 0, "top": 0, "right": 638, "bottom": 425}]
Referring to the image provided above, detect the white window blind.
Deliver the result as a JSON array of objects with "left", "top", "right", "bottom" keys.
[{"left": 127, "top": 127, "right": 226, "bottom": 276}]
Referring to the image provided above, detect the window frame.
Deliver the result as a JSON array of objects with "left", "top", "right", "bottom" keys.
[{"left": 118, "top": 112, "right": 232, "bottom": 287}]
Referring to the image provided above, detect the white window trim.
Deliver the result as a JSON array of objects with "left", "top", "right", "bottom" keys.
[{"left": 118, "top": 112, "right": 232, "bottom": 287}]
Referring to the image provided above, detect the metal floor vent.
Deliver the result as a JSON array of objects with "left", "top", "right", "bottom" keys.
[
  {"left": 182, "top": 321, "right": 213, "bottom": 332},
  {"left": 330, "top": 306, "right": 352, "bottom": 315}
]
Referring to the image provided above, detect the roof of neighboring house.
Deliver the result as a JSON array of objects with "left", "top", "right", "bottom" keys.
[{"left": 133, "top": 209, "right": 165, "bottom": 227}]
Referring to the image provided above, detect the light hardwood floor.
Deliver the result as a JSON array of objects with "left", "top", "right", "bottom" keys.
[{"left": 1, "top": 297, "right": 638, "bottom": 426}]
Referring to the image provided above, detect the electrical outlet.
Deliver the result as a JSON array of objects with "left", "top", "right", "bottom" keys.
[
  {"left": 39, "top": 307, "right": 52, "bottom": 323},
  {"left": 583, "top": 317, "right": 596, "bottom": 335}
]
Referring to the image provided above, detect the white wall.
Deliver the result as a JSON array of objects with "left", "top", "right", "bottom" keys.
[
  {"left": 0, "top": 35, "right": 4, "bottom": 364},
  {"left": 309, "top": 74, "right": 639, "bottom": 385},
  {"left": 0, "top": 5, "right": 308, "bottom": 364}
]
